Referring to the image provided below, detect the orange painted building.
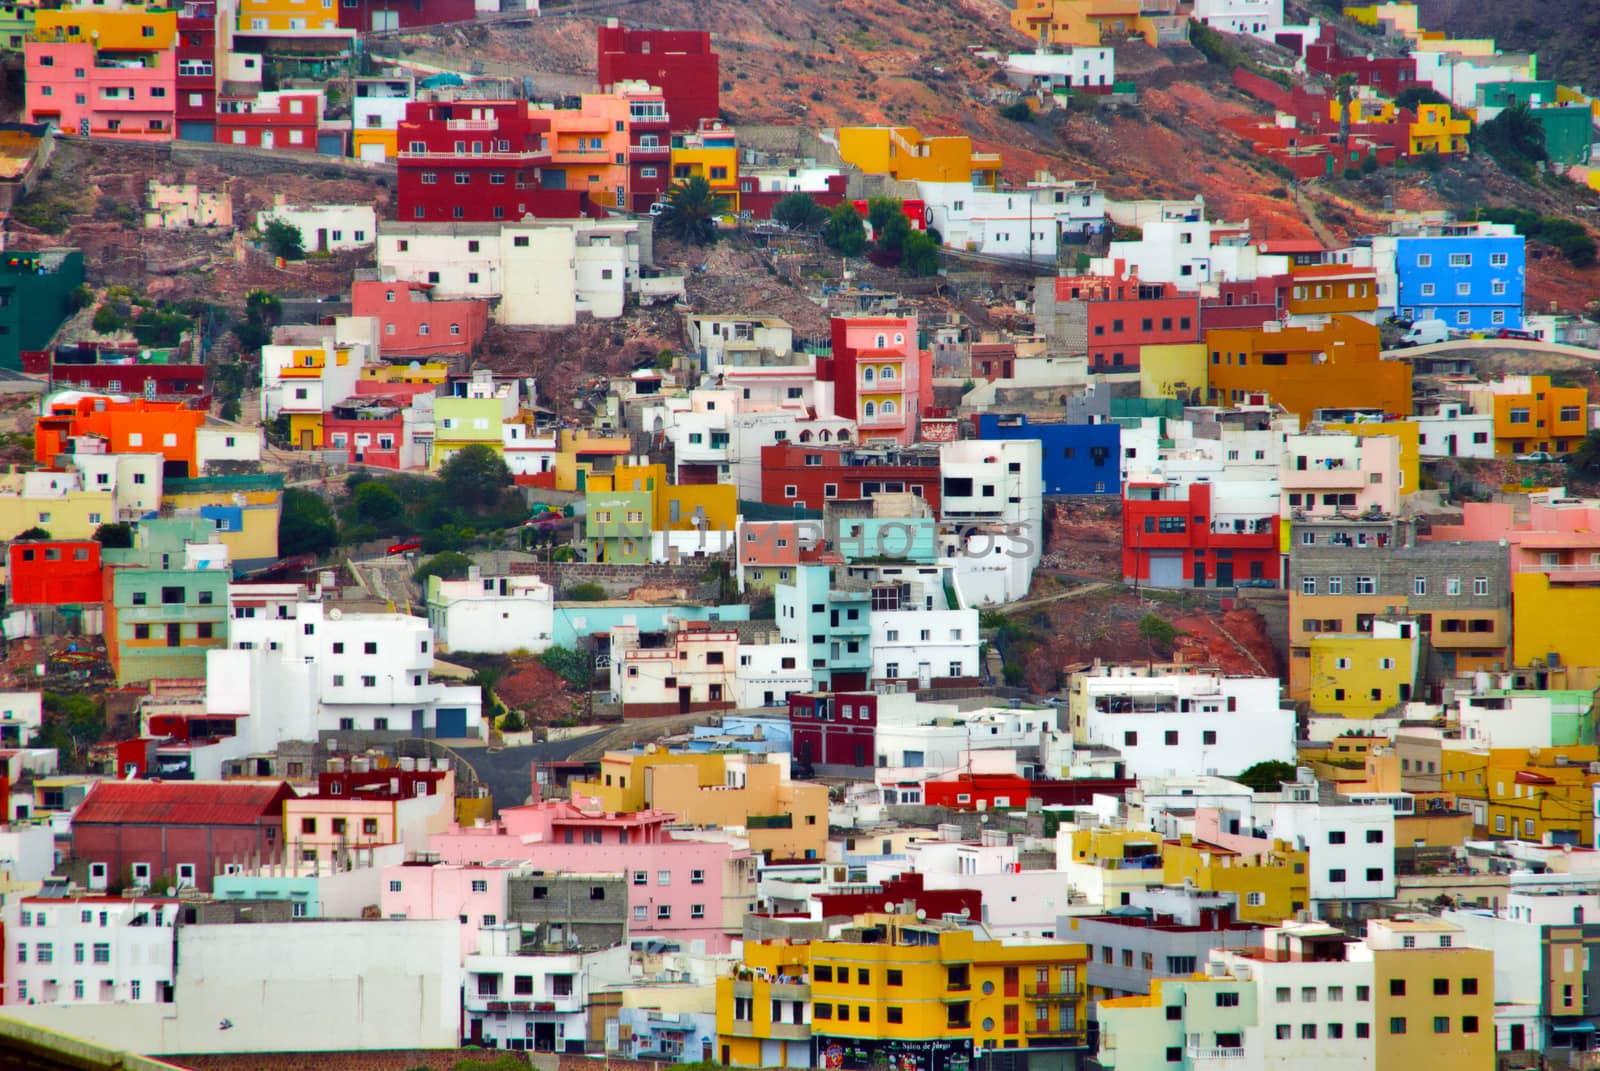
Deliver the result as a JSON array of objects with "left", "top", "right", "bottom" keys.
[
  {"left": 541, "top": 93, "right": 633, "bottom": 210},
  {"left": 1205, "top": 314, "right": 1411, "bottom": 423},
  {"left": 1286, "top": 263, "right": 1380, "bottom": 320},
  {"left": 35, "top": 396, "right": 207, "bottom": 478}
]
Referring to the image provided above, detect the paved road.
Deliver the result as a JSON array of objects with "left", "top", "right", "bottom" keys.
[{"left": 452, "top": 728, "right": 607, "bottom": 811}]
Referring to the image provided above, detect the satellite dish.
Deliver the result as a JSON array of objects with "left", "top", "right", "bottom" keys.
[
  {"left": 884, "top": 902, "right": 895, "bottom": 912},
  {"left": 166, "top": 886, "right": 177, "bottom": 897},
  {"left": 329, "top": 608, "right": 343, "bottom": 620},
  {"left": 916, "top": 909, "right": 926, "bottom": 920}
]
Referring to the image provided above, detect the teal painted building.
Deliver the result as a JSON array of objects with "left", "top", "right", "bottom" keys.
[
  {"left": 775, "top": 564, "right": 871, "bottom": 690},
  {"left": 0, "top": 248, "right": 83, "bottom": 371},
  {"left": 104, "top": 518, "right": 230, "bottom": 685},
  {"left": 212, "top": 874, "right": 324, "bottom": 917},
  {"left": 550, "top": 602, "right": 750, "bottom": 651},
  {"left": 1477, "top": 82, "right": 1594, "bottom": 166},
  {"left": 837, "top": 516, "right": 938, "bottom": 564}
]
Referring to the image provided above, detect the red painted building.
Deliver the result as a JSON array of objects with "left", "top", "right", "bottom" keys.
[
  {"left": 815, "top": 872, "right": 982, "bottom": 921},
  {"left": 396, "top": 100, "right": 599, "bottom": 222},
  {"left": 24, "top": 342, "right": 209, "bottom": 399},
  {"left": 315, "top": 763, "right": 450, "bottom": 799},
  {"left": 1304, "top": 25, "right": 1419, "bottom": 97},
  {"left": 1200, "top": 275, "right": 1290, "bottom": 331},
  {"left": 337, "top": 0, "right": 475, "bottom": 32},
  {"left": 596, "top": 23, "right": 720, "bottom": 131},
  {"left": 1055, "top": 268, "right": 1200, "bottom": 373},
  {"left": 917, "top": 773, "right": 1136, "bottom": 810},
  {"left": 759, "top": 442, "right": 942, "bottom": 513},
  {"left": 216, "top": 90, "right": 323, "bottom": 153},
  {"left": 622, "top": 88, "right": 672, "bottom": 212},
  {"left": 175, "top": 1, "right": 219, "bottom": 142},
  {"left": 1121, "top": 478, "right": 1280, "bottom": 589},
  {"left": 69, "top": 780, "right": 296, "bottom": 892},
  {"left": 352, "top": 280, "right": 488, "bottom": 358},
  {"left": 788, "top": 691, "right": 880, "bottom": 774},
  {"left": 7, "top": 540, "right": 102, "bottom": 606},
  {"left": 739, "top": 174, "right": 848, "bottom": 221}
]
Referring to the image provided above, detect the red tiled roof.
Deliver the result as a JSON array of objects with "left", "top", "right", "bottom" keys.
[{"left": 73, "top": 780, "right": 294, "bottom": 826}]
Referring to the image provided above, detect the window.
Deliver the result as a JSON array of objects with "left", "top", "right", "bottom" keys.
[
  {"left": 1301, "top": 1024, "right": 1317, "bottom": 1039},
  {"left": 657, "top": 905, "right": 671, "bottom": 919},
  {"left": 1216, "top": 992, "right": 1239, "bottom": 1007},
  {"left": 1329, "top": 831, "right": 1346, "bottom": 845},
  {"left": 1449, "top": 253, "right": 1471, "bottom": 267},
  {"left": 1303, "top": 577, "right": 1317, "bottom": 595},
  {"left": 887, "top": 1007, "right": 903, "bottom": 1023},
  {"left": 1433, "top": 1016, "right": 1450, "bottom": 1034},
  {"left": 887, "top": 969, "right": 903, "bottom": 986},
  {"left": 1461, "top": 978, "right": 1478, "bottom": 995},
  {"left": 1462, "top": 1016, "right": 1479, "bottom": 1033},
  {"left": 1390, "top": 980, "right": 1405, "bottom": 996},
  {"left": 1356, "top": 576, "right": 1375, "bottom": 595},
  {"left": 1473, "top": 576, "right": 1489, "bottom": 596},
  {"left": 1275, "top": 1025, "right": 1291, "bottom": 1040}
]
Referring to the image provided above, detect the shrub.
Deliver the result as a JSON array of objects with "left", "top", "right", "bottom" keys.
[
  {"left": 413, "top": 550, "right": 473, "bottom": 584},
  {"left": 998, "top": 99, "right": 1032, "bottom": 122},
  {"left": 565, "top": 582, "right": 606, "bottom": 602}
]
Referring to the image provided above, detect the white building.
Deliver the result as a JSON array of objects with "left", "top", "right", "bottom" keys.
[
  {"left": 257, "top": 200, "right": 377, "bottom": 253},
  {"left": 259, "top": 327, "right": 369, "bottom": 423},
  {"left": 209, "top": 584, "right": 484, "bottom": 742},
  {"left": 683, "top": 315, "right": 797, "bottom": 375},
  {"left": 1091, "top": 208, "right": 1288, "bottom": 289},
  {"left": 377, "top": 219, "right": 677, "bottom": 327},
  {"left": 1071, "top": 667, "right": 1296, "bottom": 779},
  {"left": 918, "top": 179, "right": 1106, "bottom": 262},
  {"left": 736, "top": 637, "right": 813, "bottom": 709},
  {"left": 65, "top": 451, "right": 164, "bottom": 520},
  {"left": 1003, "top": 49, "right": 1115, "bottom": 92},
  {"left": 1265, "top": 770, "right": 1396, "bottom": 904},
  {"left": 0, "top": 691, "right": 43, "bottom": 747},
  {"left": 427, "top": 571, "right": 554, "bottom": 656},
  {"left": 860, "top": 565, "right": 981, "bottom": 687},
  {"left": 6, "top": 896, "right": 180, "bottom": 1006},
  {"left": 351, "top": 74, "right": 414, "bottom": 162},
  {"left": 1191, "top": 0, "right": 1283, "bottom": 39},
  {"left": 195, "top": 425, "right": 264, "bottom": 472},
  {"left": 1414, "top": 398, "right": 1495, "bottom": 459},
  {"left": 939, "top": 438, "right": 1044, "bottom": 579},
  {"left": 464, "top": 927, "right": 630, "bottom": 1051}
]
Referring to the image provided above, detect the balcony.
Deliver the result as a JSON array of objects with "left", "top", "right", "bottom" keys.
[
  {"left": 1186, "top": 1043, "right": 1248, "bottom": 1070},
  {"left": 446, "top": 118, "right": 498, "bottom": 131},
  {"left": 1025, "top": 984, "right": 1084, "bottom": 1002},
  {"left": 1024, "top": 1020, "right": 1086, "bottom": 1045},
  {"left": 1521, "top": 562, "right": 1600, "bottom": 583}
]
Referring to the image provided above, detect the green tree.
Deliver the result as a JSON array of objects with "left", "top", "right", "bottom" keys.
[
  {"left": 1572, "top": 430, "right": 1600, "bottom": 477},
  {"left": 1334, "top": 72, "right": 1358, "bottom": 153},
  {"left": 92, "top": 522, "right": 134, "bottom": 548},
  {"left": 822, "top": 202, "right": 867, "bottom": 256},
  {"left": 1235, "top": 760, "right": 1298, "bottom": 793},
  {"left": 1475, "top": 102, "right": 1548, "bottom": 178},
  {"left": 439, "top": 444, "right": 511, "bottom": 511},
  {"left": 498, "top": 708, "right": 527, "bottom": 733},
  {"left": 279, "top": 488, "right": 338, "bottom": 557},
  {"left": 565, "top": 582, "right": 606, "bottom": 602},
  {"left": 901, "top": 229, "right": 941, "bottom": 277},
  {"left": 1137, "top": 612, "right": 1177, "bottom": 652},
  {"left": 868, "top": 197, "right": 911, "bottom": 257},
  {"left": 413, "top": 550, "right": 473, "bottom": 584},
  {"left": 92, "top": 304, "right": 126, "bottom": 335},
  {"left": 772, "top": 192, "right": 827, "bottom": 232},
  {"left": 261, "top": 218, "right": 305, "bottom": 260},
  {"left": 14, "top": 527, "right": 49, "bottom": 541},
  {"left": 656, "top": 175, "right": 731, "bottom": 245},
  {"left": 351, "top": 480, "right": 405, "bottom": 530},
  {"left": 220, "top": 398, "right": 242, "bottom": 422},
  {"left": 539, "top": 646, "right": 593, "bottom": 690},
  {"left": 1394, "top": 85, "right": 1448, "bottom": 111},
  {"left": 246, "top": 289, "right": 283, "bottom": 326},
  {"left": 37, "top": 692, "right": 107, "bottom": 769}
]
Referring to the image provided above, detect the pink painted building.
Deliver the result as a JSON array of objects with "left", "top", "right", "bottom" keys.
[
  {"left": 381, "top": 859, "right": 512, "bottom": 961},
  {"left": 352, "top": 279, "right": 489, "bottom": 360},
  {"left": 427, "top": 799, "right": 755, "bottom": 952},
  {"left": 25, "top": 43, "right": 177, "bottom": 140},
  {"left": 1427, "top": 495, "right": 1600, "bottom": 574},
  {"left": 817, "top": 316, "right": 934, "bottom": 447}
]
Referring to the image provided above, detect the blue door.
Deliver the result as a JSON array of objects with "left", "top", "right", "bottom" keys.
[{"left": 435, "top": 707, "right": 468, "bottom": 739}]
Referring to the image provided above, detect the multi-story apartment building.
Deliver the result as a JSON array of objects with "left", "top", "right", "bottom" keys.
[
  {"left": 350, "top": 72, "right": 413, "bottom": 161},
  {"left": 670, "top": 118, "right": 739, "bottom": 209},
  {"left": 1061, "top": 887, "right": 1264, "bottom": 1001},
  {"left": 974, "top": 414, "right": 1121, "bottom": 496},
  {"left": 259, "top": 333, "right": 365, "bottom": 448},
  {"left": 1366, "top": 917, "right": 1494, "bottom": 1069},
  {"left": 464, "top": 926, "right": 630, "bottom": 1051},
  {"left": 817, "top": 316, "right": 931, "bottom": 446},
  {"left": 103, "top": 518, "right": 231, "bottom": 684},
  {"left": 216, "top": 88, "right": 324, "bottom": 152},
  {"left": 760, "top": 442, "right": 942, "bottom": 513},
  {"left": 1287, "top": 517, "right": 1511, "bottom": 702},
  {"left": 1122, "top": 476, "right": 1279, "bottom": 589},
  {"left": 1465, "top": 374, "right": 1588, "bottom": 458},
  {"left": 1067, "top": 664, "right": 1296, "bottom": 780},
  {"left": 1205, "top": 315, "right": 1411, "bottom": 424},
  {"left": 1050, "top": 268, "right": 1200, "bottom": 373},
  {"left": 395, "top": 100, "right": 579, "bottom": 223},
  {"left": 1376, "top": 220, "right": 1525, "bottom": 331},
  {"left": 6, "top": 895, "right": 181, "bottom": 1006},
  {"left": 596, "top": 22, "right": 719, "bottom": 131},
  {"left": 717, "top": 912, "right": 1091, "bottom": 1071},
  {"left": 1280, "top": 429, "right": 1404, "bottom": 516},
  {"left": 426, "top": 572, "right": 554, "bottom": 655},
  {"left": 609, "top": 623, "right": 740, "bottom": 718}
]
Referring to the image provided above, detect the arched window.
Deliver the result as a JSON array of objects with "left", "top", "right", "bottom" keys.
[
  {"left": 837, "top": 429, "right": 851, "bottom": 442},
  {"left": 799, "top": 430, "right": 813, "bottom": 443},
  {"left": 863, "top": 367, "right": 875, "bottom": 383},
  {"left": 864, "top": 402, "right": 876, "bottom": 418},
  {"left": 880, "top": 365, "right": 896, "bottom": 381},
  {"left": 881, "top": 400, "right": 896, "bottom": 415},
  {"left": 819, "top": 430, "right": 832, "bottom": 442}
]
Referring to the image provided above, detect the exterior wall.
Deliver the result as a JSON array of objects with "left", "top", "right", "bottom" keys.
[
  {"left": 1122, "top": 479, "right": 1280, "bottom": 589},
  {"left": 352, "top": 279, "right": 487, "bottom": 359},
  {"left": 6, "top": 898, "right": 179, "bottom": 1006},
  {"left": 1372, "top": 943, "right": 1494, "bottom": 1069},
  {"left": 7, "top": 540, "right": 101, "bottom": 605},
  {"left": 1394, "top": 232, "right": 1525, "bottom": 332},
  {"left": 427, "top": 573, "right": 554, "bottom": 655},
  {"left": 0, "top": 250, "right": 85, "bottom": 371},
  {"left": 759, "top": 444, "right": 941, "bottom": 513},
  {"left": 256, "top": 203, "right": 376, "bottom": 252},
  {"left": 1206, "top": 315, "right": 1411, "bottom": 423},
  {"left": 975, "top": 414, "right": 1119, "bottom": 495},
  {"left": 596, "top": 25, "right": 720, "bottom": 130},
  {"left": 162, "top": 474, "right": 283, "bottom": 569}
]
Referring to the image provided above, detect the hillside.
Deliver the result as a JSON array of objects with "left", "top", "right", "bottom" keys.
[{"left": 1416, "top": 0, "right": 1600, "bottom": 92}]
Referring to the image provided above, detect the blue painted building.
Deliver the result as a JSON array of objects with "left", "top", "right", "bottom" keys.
[
  {"left": 776, "top": 565, "right": 870, "bottom": 691},
  {"left": 975, "top": 413, "right": 1121, "bottom": 495},
  {"left": 1393, "top": 224, "right": 1525, "bottom": 331}
]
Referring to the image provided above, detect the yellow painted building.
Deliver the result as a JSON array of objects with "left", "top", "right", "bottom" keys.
[
  {"left": 717, "top": 914, "right": 1090, "bottom": 1068},
  {"left": 670, "top": 119, "right": 738, "bottom": 212},
  {"left": 590, "top": 461, "right": 737, "bottom": 535},
  {"left": 1137, "top": 342, "right": 1206, "bottom": 402},
  {"left": 351, "top": 129, "right": 397, "bottom": 162},
  {"left": 837, "top": 127, "right": 1001, "bottom": 188},
  {"left": 1010, "top": 0, "right": 1157, "bottom": 47},
  {"left": 549, "top": 428, "right": 631, "bottom": 492},
  {"left": 1343, "top": 3, "right": 1421, "bottom": 35},
  {"left": 1484, "top": 745, "right": 1600, "bottom": 846},
  {"left": 1370, "top": 918, "right": 1494, "bottom": 1070},
  {"left": 572, "top": 750, "right": 827, "bottom": 861},
  {"left": 0, "top": 485, "right": 115, "bottom": 542},
  {"left": 360, "top": 361, "right": 448, "bottom": 385},
  {"left": 1409, "top": 104, "right": 1472, "bottom": 156},
  {"left": 161, "top": 473, "right": 284, "bottom": 569},
  {"left": 235, "top": 0, "right": 343, "bottom": 33},
  {"left": 1063, "top": 828, "right": 1168, "bottom": 909},
  {"left": 1307, "top": 630, "right": 1419, "bottom": 718},
  {"left": 1160, "top": 834, "right": 1310, "bottom": 923},
  {"left": 33, "top": 4, "right": 177, "bottom": 50},
  {"left": 1511, "top": 572, "right": 1600, "bottom": 692}
]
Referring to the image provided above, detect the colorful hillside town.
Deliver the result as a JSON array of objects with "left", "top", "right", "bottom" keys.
[{"left": 0, "top": 0, "right": 1592, "bottom": 1068}]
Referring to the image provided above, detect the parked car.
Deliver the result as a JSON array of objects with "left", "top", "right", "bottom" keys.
[
  {"left": 387, "top": 538, "right": 422, "bottom": 555},
  {"left": 1515, "top": 451, "right": 1564, "bottom": 463},
  {"left": 1495, "top": 328, "right": 1537, "bottom": 341}
]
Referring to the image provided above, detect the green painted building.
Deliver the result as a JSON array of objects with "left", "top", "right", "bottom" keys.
[
  {"left": 0, "top": 249, "right": 83, "bottom": 371},
  {"left": 105, "top": 518, "right": 230, "bottom": 684},
  {"left": 0, "top": 1, "right": 34, "bottom": 51},
  {"left": 583, "top": 488, "right": 653, "bottom": 564},
  {"left": 1477, "top": 82, "right": 1594, "bottom": 167}
]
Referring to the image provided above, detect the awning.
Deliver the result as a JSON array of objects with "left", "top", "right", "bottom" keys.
[{"left": 1552, "top": 1021, "right": 1597, "bottom": 1033}]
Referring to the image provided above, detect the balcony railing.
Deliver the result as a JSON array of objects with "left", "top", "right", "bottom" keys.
[
  {"left": 1186, "top": 1043, "right": 1247, "bottom": 1062},
  {"left": 446, "top": 119, "right": 498, "bottom": 131},
  {"left": 1025, "top": 1020, "right": 1084, "bottom": 1040},
  {"left": 1025, "top": 984, "right": 1084, "bottom": 1002}
]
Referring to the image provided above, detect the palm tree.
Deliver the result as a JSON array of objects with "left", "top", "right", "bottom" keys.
[
  {"left": 656, "top": 176, "right": 731, "bottom": 245},
  {"left": 1335, "top": 73, "right": 1358, "bottom": 153}
]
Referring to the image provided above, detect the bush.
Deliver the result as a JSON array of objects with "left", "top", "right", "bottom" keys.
[
  {"left": 279, "top": 488, "right": 337, "bottom": 558},
  {"left": 14, "top": 526, "right": 49, "bottom": 541},
  {"left": 998, "top": 99, "right": 1032, "bottom": 122},
  {"left": 92, "top": 304, "right": 126, "bottom": 335},
  {"left": 1137, "top": 612, "right": 1177, "bottom": 649},
  {"left": 1343, "top": 167, "right": 1361, "bottom": 181},
  {"left": 261, "top": 218, "right": 305, "bottom": 260},
  {"left": 1235, "top": 760, "right": 1298, "bottom": 793},
  {"left": 1361, "top": 154, "right": 1379, "bottom": 175},
  {"left": 498, "top": 709, "right": 527, "bottom": 733},
  {"left": 565, "top": 582, "right": 606, "bottom": 602},
  {"left": 822, "top": 202, "right": 867, "bottom": 256},
  {"left": 92, "top": 522, "right": 133, "bottom": 548},
  {"left": 772, "top": 192, "right": 827, "bottom": 232},
  {"left": 413, "top": 550, "right": 473, "bottom": 584},
  {"left": 1479, "top": 207, "right": 1598, "bottom": 268},
  {"left": 539, "top": 646, "right": 593, "bottom": 690}
]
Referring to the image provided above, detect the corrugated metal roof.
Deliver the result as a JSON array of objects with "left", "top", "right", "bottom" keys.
[{"left": 73, "top": 780, "right": 294, "bottom": 826}]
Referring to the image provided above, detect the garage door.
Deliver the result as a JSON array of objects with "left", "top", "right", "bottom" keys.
[
  {"left": 435, "top": 708, "right": 468, "bottom": 738},
  {"left": 1148, "top": 553, "right": 1184, "bottom": 588},
  {"left": 358, "top": 142, "right": 388, "bottom": 163}
]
